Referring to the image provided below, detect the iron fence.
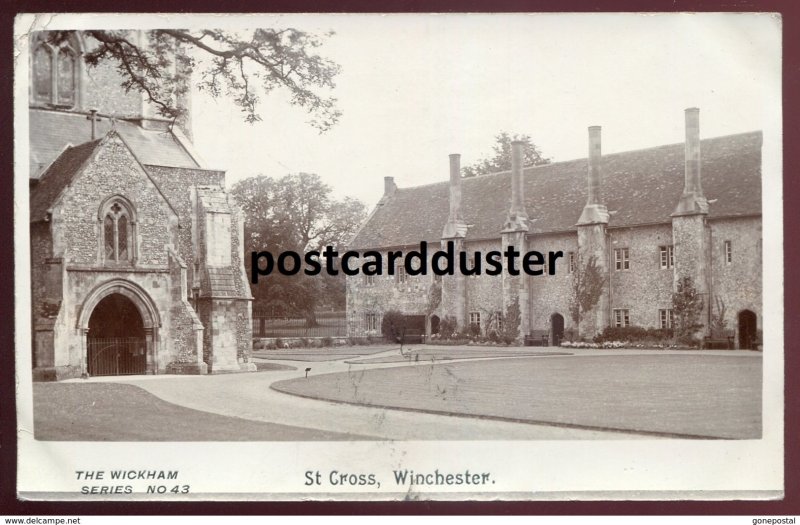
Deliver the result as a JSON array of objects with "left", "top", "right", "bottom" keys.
[
  {"left": 252, "top": 311, "right": 348, "bottom": 338},
  {"left": 87, "top": 337, "right": 147, "bottom": 376}
]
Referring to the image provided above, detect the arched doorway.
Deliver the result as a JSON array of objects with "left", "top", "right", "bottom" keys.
[
  {"left": 550, "top": 313, "right": 565, "bottom": 347},
  {"left": 87, "top": 293, "right": 147, "bottom": 376},
  {"left": 430, "top": 315, "right": 440, "bottom": 335},
  {"left": 738, "top": 310, "right": 757, "bottom": 350}
]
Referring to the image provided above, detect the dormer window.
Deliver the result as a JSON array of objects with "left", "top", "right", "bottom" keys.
[
  {"left": 31, "top": 33, "right": 79, "bottom": 108},
  {"left": 100, "top": 197, "right": 136, "bottom": 265}
]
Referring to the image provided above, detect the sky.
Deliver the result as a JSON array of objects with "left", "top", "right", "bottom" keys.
[
  {"left": 186, "top": 13, "right": 782, "bottom": 207},
  {"left": 34, "top": 12, "right": 783, "bottom": 207}
]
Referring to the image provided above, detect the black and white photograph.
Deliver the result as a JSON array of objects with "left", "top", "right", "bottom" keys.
[{"left": 14, "top": 12, "right": 783, "bottom": 501}]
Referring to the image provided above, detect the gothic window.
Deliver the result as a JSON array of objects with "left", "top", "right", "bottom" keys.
[
  {"left": 101, "top": 199, "right": 135, "bottom": 264},
  {"left": 31, "top": 33, "right": 79, "bottom": 108},
  {"left": 57, "top": 47, "right": 76, "bottom": 106},
  {"left": 33, "top": 44, "right": 52, "bottom": 103}
]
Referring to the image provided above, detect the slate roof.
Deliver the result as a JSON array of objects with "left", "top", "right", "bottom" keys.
[
  {"left": 200, "top": 267, "right": 238, "bottom": 298},
  {"left": 349, "top": 131, "right": 763, "bottom": 249},
  {"left": 29, "top": 139, "right": 102, "bottom": 222},
  {"left": 29, "top": 108, "right": 199, "bottom": 178}
]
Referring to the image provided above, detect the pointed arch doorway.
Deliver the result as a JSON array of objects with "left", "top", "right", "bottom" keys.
[
  {"left": 737, "top": 310, "right": 757, "bottom": 350},
  {"left": 80, "top": 279, "right": 160, "bottom": 377},
  {"left": 87, "top": 294, "right": 146, "bottom": 376},
  {"left": 550, "top": 313, "right": 565, "bottom": 347}
]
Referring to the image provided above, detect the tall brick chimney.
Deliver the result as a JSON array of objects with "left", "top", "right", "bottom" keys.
[
  {"left": 672, "top": 107, "right": 708, "bottom": 216},
  {"left": 577, "top": 126, "right": 609, "bottom": 225},
  {"left": 383, "top": 176, "right": 397, "bottom": 197},
  {"left": 502, "top": 140, "right": 529, "bottom": 232},
  {"left": 442, "top": 153, "right": 467, "bottom": 238}
]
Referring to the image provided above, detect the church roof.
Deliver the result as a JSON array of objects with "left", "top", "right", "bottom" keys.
[
  {"left": 349, "top": 131, "right": 763, "bottom": 250},
  {"left": 29, "top": 139, "right": 102, "bottom": 222},
  {"left": 29, "top": 109, "right": 200, "bottom": 178}
]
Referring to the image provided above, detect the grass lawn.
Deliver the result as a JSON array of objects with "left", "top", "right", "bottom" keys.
[
  {"left": 273, "top": 354, "right": 762, "bottom": 439},
  {"left": 252, "top": 345, "right": 393, "bottom": 362},
  {"left": 254, "top": 362, "right": 296, "bottom": 371},
  {"left": 34, "top": 383, "right": 368, "bottom": 441},
  {"left": 346, "top": 348, "right": 570, "bottom": 364}
]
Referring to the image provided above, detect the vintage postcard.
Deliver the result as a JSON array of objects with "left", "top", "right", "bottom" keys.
[{"left": 14, "top": 12, "right": 783, "bottom": 501}]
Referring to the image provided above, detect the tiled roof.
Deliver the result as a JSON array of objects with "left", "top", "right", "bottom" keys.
[
  {"left": 201, "top": 267, "right": 238, "bottom": 297},
  {"left": 29, "top": 139, "right": 102, "bottom": 222},
  {"left": 29, "top": 109, "right": 199, "bottom": 178},
  {"left": 349, "top": 131, "right": 762, "bottom": 249}
]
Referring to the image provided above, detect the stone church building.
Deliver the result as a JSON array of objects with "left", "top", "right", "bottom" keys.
[
  {"left": 28, "top": 31, "right": 255, "bottom": 380},
  {"left": 347, "top": 108, "right": 762, "bottom": 349}
]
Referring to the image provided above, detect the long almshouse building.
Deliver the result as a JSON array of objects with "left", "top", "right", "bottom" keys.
[{"left": 346, "top": 109, "right": 762, "bottom": 348}]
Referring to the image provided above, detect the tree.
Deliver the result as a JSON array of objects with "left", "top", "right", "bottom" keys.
[
  {"left": 569, "top": 255, "right": 607, "bottom": 331},
  {"left": 462, "top": 132, "right": 550, "bottom": 177},
  {"left": 500, "top": 297, "right": 521, "bottom": 345},
  {"left": 44, "top": 29, "right": 342, "bottom": 131},
  {"left": 672, "top": 276, "right": 705, "bottom": 342},
  {"left": 231, "top": 173, "right": 367, "bottom": 322}
]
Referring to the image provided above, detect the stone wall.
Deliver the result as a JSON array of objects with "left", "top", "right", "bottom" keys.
[
  {"left": 52, "top": 135, "right": 178, "bottom": 267},
  {"left": 528, "top": 232, "right": 578, "bottom": 333},
  {"left": 145, "top": 166, "right": 225, "bottom": 286},
  {"left": 608, "top": 224, "right": 675, "bottom": 328},
  {"left": 464, "top": 239, "right": 503, "bottom": 330},
  {"left": 346, "top": 247, "right": 436, "bottom": 337},
  {"left": 709, "top": 216, "right": 762, "bottom": 331},
  {"left": 167, "top": 248, "right": 204, "bottom": 365}
]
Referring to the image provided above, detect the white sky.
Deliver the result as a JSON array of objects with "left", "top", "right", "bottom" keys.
[
  {"left": 34, "top": 12, "right": 783, "bottom": 207},
  {"left": 189, "top": 13, "right": 782, "bottom": 206}
]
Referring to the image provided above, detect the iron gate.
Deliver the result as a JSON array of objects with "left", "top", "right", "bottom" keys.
[{"left": 88, "top": 337, "right": 147, "bottom": 376}]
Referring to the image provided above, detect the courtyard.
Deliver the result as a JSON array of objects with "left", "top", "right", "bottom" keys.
[{"left": 34, "top": 346, "right": 762, "bottom": 441}]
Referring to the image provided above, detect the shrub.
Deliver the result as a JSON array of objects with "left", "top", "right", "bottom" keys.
[
  {"left": 438, "top": 316, "right": 458, "bottom": 340},
  {"left": 275, "top": 337, "right": 285, "bottom": 349},
  {"left": 381, "top": 310, "right": 406, "bottom": 342},
  {"left": 321, "top": 337, "right": 333, "bottom": 347},
  {"left": 593, "top": 326, "right": 673, "bottom": 344},
  {"left": 299, "top": 338, "right": 311, "bottom": 348},
  {"left": 468, "top": 322, "right": 481, "bottom": 338}
]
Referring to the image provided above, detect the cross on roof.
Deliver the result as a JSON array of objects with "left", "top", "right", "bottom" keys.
[{"left": 86, "top": 109, "right": 102, "bottom": 140}]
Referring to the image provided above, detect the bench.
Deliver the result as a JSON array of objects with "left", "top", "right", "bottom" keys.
[
  {"left": 703, "top": 329, "right": 735, "bottom": 349},
  {"left": 524, "top": 330, "right": 549, "bottom": 347}
]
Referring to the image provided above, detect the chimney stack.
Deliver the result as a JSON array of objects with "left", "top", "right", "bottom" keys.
[
  {"left": 510, "top": 140, "right": 528, "bottom": 219},
  {"left": 442, "top": 153, "right": 467, "bottom": 239},
  {"left": 383, "top": 176, "right": 397, "bottom": 197},
  {"left": 502, "top": 141, "right": 529, "bottom": 232},
  {"left": 684, "top": 107, "right": 702, "bottom": 197},
  {"left": 576, "top": 126, "right": 609, "bottom": 225},
  {"left": 672, "top": 107, "right": 708, "bottom": 215},
  {"left": 587, "top": 126, "right": 602, "bottom": 205},
  {"left": 448, "top": 154, "right": 463, "bottom": 223}
]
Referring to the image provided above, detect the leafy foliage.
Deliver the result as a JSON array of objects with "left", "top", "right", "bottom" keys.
[
  {"left": 381, "top": 310, "right": 406, "bottom": 342},
  {"left": 231, "top": 173, "right": 367, "bottom": 320},
  {"left": 710, "top": 295, "right": 728, "bottom": 332},
  {"left": 672, "top": 276, "right": 705, "bottom": 340},
  {"left": 500, "top": 297, "right": 521, "bottom": 344},
  {"left": 569, "top": 255, "right": 607, "bottom": 327},
  {"left": 593, "top": 326, "right": 674, "bottom": 344},
  {"left": 45, "top": 29, "right": 341, "bottom": 131},
  {"left": 462, "top": 132, "right": 550, "bottom": 177}
]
